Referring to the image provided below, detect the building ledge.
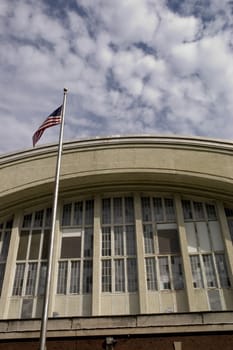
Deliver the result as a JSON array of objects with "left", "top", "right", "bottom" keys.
[{"left": 0, "top": 311, "right": 233, "bottom": 340}]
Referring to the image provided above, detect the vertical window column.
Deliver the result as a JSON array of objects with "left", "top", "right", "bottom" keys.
[
  {"left": 58, "top": 199, "right": 94, "bottom": 296},
  {"left": 182, "top": 199, "right": 231, "bottom": 311},
  {"left": 12, "top": 208, "right": 52, "bottom": 318},
  {"left": 174, "top": 195, "right": 196, "bottom": 311},
  {"left": 101, "top": 196, "right": 138, "bottom": 294},
  {"left": 141, "top": 196, "right": 184, "bottom": 293},
  {"left": 218, "top": 202, "right": 233, "bottom": 288},
  {"left": 0, "top": 212, "right": 21, "bottom": 319}
]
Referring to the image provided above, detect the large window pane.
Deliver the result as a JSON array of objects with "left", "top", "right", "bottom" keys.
[
  {"left": 114, "top": 226, "right": 124, "bottom": 256},
  {"left": 143, "top": 224, "right": 154, "bottom": 254},
  {"left": 215, "top": 254, "right": 230, "bottom": 288},
  {"left": 38, "top": 262, "right": 47, "bottom": 295},
  {"left": 13, "top": 263, "right": 25, "bottom": 296},
  {"left": 61, "top": 237, "right": 81, "bottom": 259},
  {"left": 83, "top": 260, "right": 92, "bottom": 294},
  {"left": 190, "top": 255, "right": 203, "bottom": 288},
  {"left": 102, "top": 199, "right": 111, "bottom": 224},
  {"left": 22, "top": 214, "right": 32, "bottom": 228},
  {"left": 115, "top": 259, "right": 125, "bottom": 292},
  {"left": 158, "top": 230, "right": 180, "bottom": 254},
  {"left": 153, "top": 198, "right": 163, "bottom": 222},
  {"left": 84, "top": 228, "right": 93, "bottom": 257},
  {"left": 159, "top": 257, "right": 171, "bottom": 290},
  {"left": 125, "top": 197, "right": 134, "bottom": 223},
  {"left": 164, "top": 198, "right": 175, "bottom": 221},
  {"left": 57, "top": 261, "right": 68, "bottom": 294},
  {"left": 29, "top": 230, "right": 41, "bottom": 260},
  {"left": 102, "top": 227, "right": 111, "bottom": 256},
  {"left": 62, "top": 204, "right": 72, "bottom": 226},
  {"left": 202, "top": 255, "right": 217, "bottom": 288},
  {"left": 127, "top": 258, "right": 137, "bottom": 292},
  {"left": 102, "top": 260, "right": 111, "bottom": 292},
  {"left": 145, "top": 258, "right": 157, "bottom": 290},
  {"left": 34, "top": 210, "right": 44, "bottom": 227},
  {"left": 193, "top": 202, "right": 205, "bottom": 220},
  {"left": 171, "top": 256, "right": 184, "bottom": 290},
  {"left": 25, "top": 263, "right": 38, "bottom": 296},
  {"left": 126, "top": 226, "right": 136, "bottom": 255},
  {"left": 85, "top": 200, "right": 94, "bottom": 225},
  {"left": 113, "top": 198, "right": 123, "bottom": 224},
  {"left": 206, "top": 204, "right": 217, "bottom": 220},
  {"left": 182, "top": 200, "right": 192, "bottom": 220},
  {"left": 17, "top": 231, "right": 29, "bottom": 260},
  {"left": 0, "top": 231, "right": 10, "bottom": 261},
  {"left": 74, "top": 202, "right": 83, "bottom": 226},
  {"left": 70, "top": 261, "right": 80, "bottom": 294},
  {"left": 141, "top": 197, "right": 152, "bottom": 222}
]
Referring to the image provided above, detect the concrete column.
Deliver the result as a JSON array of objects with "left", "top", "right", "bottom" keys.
[
  {"left": 134, "top": 193, "right": 147, "bottom": 313},
  {"left": 92, "top": 195, "right": 101, "bottom": 315},
  {"left": 216, "top": 201, "right": 233, "bottom": 286},
  {"left": 1, "top": 210, "right": 22, "bottom": 318},
  {"left": 174, "top": 195, "right": 195, "bottom": 312}
]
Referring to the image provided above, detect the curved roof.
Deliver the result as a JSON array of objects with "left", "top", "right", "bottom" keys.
[{"left": 1, "top": 135, "right": 233, "bottom": 213}]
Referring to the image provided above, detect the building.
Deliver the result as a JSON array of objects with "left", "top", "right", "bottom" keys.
[{"left": 0, "top": 135, "right": 233, "bottom": 349}]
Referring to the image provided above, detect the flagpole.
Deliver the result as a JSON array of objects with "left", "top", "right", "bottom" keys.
[{"left": 39, "top": 88, "right": 68, "bottom": 350}]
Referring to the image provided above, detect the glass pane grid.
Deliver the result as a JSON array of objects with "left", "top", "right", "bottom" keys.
[{"left": 101, "top": 196, "right": 136, "bottom": 293}]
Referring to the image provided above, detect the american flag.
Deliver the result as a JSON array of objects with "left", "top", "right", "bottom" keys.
[{"left": 32, "top": 105, "right": 62, "bottom": 147}]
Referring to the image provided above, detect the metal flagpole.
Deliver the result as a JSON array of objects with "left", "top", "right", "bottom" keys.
[{"left": 39, "top": 88, "right": 68, "bottom": 350}]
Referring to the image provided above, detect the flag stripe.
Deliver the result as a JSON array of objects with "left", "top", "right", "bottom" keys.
[{"left": 32, "top": 105, "right": 62, "bottom": 147}]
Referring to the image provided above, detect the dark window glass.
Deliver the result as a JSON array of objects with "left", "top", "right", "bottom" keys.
[
  {"left": 45, "top": 208, "right": 52, "bottom": 227},
  {"left": 29, "top": 230, "right": 41, "bottom": 259},
  {"left": 153, "top": 198, "right": 163, "bottom": 221},
  {"left": 60, "top": 237, "right": 81, "bottom": 258},
  {"left": 125, "top": 197, "right": 134, "bottom": 223},
  {"left": 21, "top": 298, "right": 33, "bottom": 319},
  {"left": 34, "top": 210, "right": 44, "bottom": 227},
  {"left": 113, "top": 198, "right": 123, "bottom": 224},
  {"left": 102, "top": 198, "right": 111, "bottom": 224},
  {"left": 182, "top": 200, "right": 192, "bottom": 220},
  {"left": 158, "top": 229, "right": 180, "bottom": 254},
  {"left": 22, "top": 214, "right": 32, "bottom": 228},
  {"left": 206, "top": 204, "right": 217, "bottom": 220},
  {"left": 193, "top": 202, "right": 205, "bottom": 220},
  {"left": 62, "top": 204, "right": 72, "bottom": 226},
  {"left": 74, "top": 202, "right": 83, "bottom": 226},
  {"left": 141, "top": 197, "right": 151, "bottom": 222},
  {"left": 6, "top": 219, "right": 13, "bottom": 229},
  {"left": 225, "top": 207, "right": 233, "bottom": 217},
  {"left": 85, "top": 200, "right": 94, "bottom": 225},
  {"left": 17, "top": 230, "right": 29, "bottom": 260},
  {"left": 41, "top": 230, "right": 50, "bottom": 259}
]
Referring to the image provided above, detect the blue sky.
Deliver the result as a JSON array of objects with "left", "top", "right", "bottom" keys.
[{"left": 1, "top": 0, "right": 233, "bottom": 154}]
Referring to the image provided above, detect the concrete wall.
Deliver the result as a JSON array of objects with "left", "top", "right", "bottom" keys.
[{"left": 1, "top": 136, "right": 233, "bottom": 214}]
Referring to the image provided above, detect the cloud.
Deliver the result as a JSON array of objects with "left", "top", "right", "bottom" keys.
[{"left": 1, "top": 0, "right": 233, "bottom": 154}]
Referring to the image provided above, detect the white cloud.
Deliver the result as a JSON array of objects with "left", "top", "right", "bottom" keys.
[{"left": 1, "top": 0, "right": 233, "bottom": 154}]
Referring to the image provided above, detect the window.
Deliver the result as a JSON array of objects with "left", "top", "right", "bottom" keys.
[
  {"left": 141, "top": 196, "right": 184, "bottom": 291},
  {"left": 0, "top": 218, "right": 13, "bottom": 294},
  {"left": 183, "top": 200, "right": 230, "bottom": 311},
  {"left": 101, "top": 196, "right": 138, "bottom": 293},
  {"left": 12, "top": 209, "right": 51, "bottom": 298},
  {"left": 57, "top": 199, "right": 94, "bottom": 295},
  {"left": 145, "top": 258, "right": 157, "bottom": 290},
  {"left": 190, "top": 255, "right": 203, "bottom": 288},
  {"left": 225, "top": 206, "right": 233, "bottom": 242}
]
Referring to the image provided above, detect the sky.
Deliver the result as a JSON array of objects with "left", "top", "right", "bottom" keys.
[{"left": 1, "top": 0, "right": 233, "bottom": 154}]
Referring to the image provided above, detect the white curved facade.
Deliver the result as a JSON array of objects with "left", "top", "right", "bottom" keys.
[{"left": 1, "top": 135, "right": 233, "bottom": 322}]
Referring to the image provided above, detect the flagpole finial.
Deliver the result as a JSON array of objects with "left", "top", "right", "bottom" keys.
[{"left": 64, "top": 88, "right": 68, "bottom": 93}]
